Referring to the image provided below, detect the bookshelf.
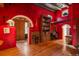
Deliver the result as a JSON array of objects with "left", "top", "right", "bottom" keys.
[{"left": 41, "top": 15, "right": 51, "bottom": 42}]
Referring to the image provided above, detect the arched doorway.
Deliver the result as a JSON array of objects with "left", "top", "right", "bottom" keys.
[
  {"left": 62, "top": 24, "right": 75, "bottom": 52},
  {"left": 62, "top": 24, "right": 72, "bottom": 46},
  {"left": 7, "top": 15, "right": 33, "bottom": 44}
]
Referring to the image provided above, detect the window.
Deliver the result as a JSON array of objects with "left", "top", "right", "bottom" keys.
[{"left": 62, "top": 9, "right": 68, "bottom": 17}]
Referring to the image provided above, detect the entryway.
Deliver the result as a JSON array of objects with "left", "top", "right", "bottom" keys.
[
  {"left": 13, "top": 18, "right": 29, "bottom": 41},
  {"left": 62, "top": 24, "right": 75, "bottom": 52},
  {"left": 12, "top": 15, "right": 33, "bottom": 44},
  {"left": 7, "top": 15, "right": 33, "bottom": 44},
  {"left": 62, "top": 24, "right": 72, "bottom": 46}
]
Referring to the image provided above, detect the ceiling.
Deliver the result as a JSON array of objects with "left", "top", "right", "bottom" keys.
[
  {"left": 0, "top": 3, "right": 71, "bottom": 12},
  {"left": 35, "top": 3, "right": 71, "bottom": 12}
]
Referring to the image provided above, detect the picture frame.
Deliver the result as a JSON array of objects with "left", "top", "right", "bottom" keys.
[{"left": 3, "top": 27, "right": 10, "bottom": 34}]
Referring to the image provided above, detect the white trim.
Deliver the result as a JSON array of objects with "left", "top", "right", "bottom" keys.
[
  {"left": 9, "top": 15, "right": 34, "bottom": 44},
  {"left": 62, "top": 24, "right": 71, "bottom": 47},
  {"left": 62, "top": 24, "right": 71, "bottom": 29},
  {"left": 6, "top": 20, "right": 15, "bottom": 26},
  {"left": 11, "top": 15, "right": 33, "bottom": 27}
]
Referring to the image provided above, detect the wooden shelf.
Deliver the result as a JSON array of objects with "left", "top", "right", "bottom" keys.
[{"left": 41, "top": 16, "right": 51, "bottom": 32}]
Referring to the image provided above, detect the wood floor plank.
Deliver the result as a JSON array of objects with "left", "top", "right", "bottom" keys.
[{"left": 0, "top": 40, "right": 77, "bottom": 56}]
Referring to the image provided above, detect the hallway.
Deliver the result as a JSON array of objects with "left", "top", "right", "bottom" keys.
[{"left": 0, "top": 40, "right": 77, "bottom": 56}]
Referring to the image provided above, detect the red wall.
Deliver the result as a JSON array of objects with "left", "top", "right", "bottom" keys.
[
  {"left": 71, "top": 4, "right": 79, "bottom": 46},
  {"left": 54, "top": 6, "right": 75, "bottom": 46},
  {"left": 0, "top": 4, "right": 55, "bottom": 27},
  {"left": 0, "top": 25, "right": 16, "bottom": 50},
  {"left": 55, "top": 8, "right": 71, "bottom": 39},
  {"left": 0, "top": 3, "right": 55, "bottom": 46},
  {"left": 0, "top": 3, "right": 79, "bottom": 49},
  {"left": 55, "top": 4, "right": 78, "bottom": 46},
  {"left": 2, "top": 4, "right": 55, "bottom": 29}
]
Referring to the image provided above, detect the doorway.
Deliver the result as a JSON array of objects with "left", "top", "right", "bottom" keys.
[
  {"left": 6, "top": 15, "right": 33, "bottom": 53},
  {"left": 14, "top": 18, "right": 29, "bottom": 41},
  {"left": 11, "top": 15, "right": 33, "bottom": 44},
  {"left": 62, "top": 24, "right": 72, "bottom": 45}
]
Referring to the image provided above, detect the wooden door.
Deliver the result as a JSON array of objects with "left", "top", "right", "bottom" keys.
[{"left": 15, "top": 20, "right": 25, "bottom": 41}]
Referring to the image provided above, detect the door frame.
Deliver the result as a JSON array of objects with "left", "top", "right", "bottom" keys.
[
  {"left": 7, "top": 15, "right": 34, "bottom": 44},
  {"left": 62, "top": 24, "right": 71, "bottom": 45}
]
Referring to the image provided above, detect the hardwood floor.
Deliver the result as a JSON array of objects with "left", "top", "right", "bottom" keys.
[{"left": 0, "top": 40, "right": 77, "bottom": 56}]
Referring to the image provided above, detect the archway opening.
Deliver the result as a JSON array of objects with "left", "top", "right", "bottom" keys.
[
  {"left": 9, "top": 15, "right": 33, "bottom": 44},
  {"left": 62, "top": 24, "right": 72, "bottom": 46}
]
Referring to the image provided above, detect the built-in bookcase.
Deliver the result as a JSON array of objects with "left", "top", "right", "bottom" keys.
[{"left": 41, "top": 15, "right": 51, "bottom": 42}]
